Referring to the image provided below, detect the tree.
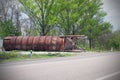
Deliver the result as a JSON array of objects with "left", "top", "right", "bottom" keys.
[
  {"left": 55, "top": 0, "right": 112, "bottom": 49},
  {"left": 55, "top": 0, "right": 86, "bottom": 35},
  {"left": 0, "top": 20, "right": 21, "bottom": 39},
  {"left": 78, "top": 0, "right": 112, "bottom": 49},
  {"left": 107, "top": 30, "right": 120, "bottom": 50},
  {"left": 19, "top": 0, "right": 112, "bottom": 50},
  {"left": 19, "top": 0, "right": 58, "bottom": 36},
  {"left": 0, "top": 0, "right": 22, "bottom": 38}
]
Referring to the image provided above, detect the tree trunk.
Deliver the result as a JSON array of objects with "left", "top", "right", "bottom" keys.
[{"left": 89, "top": 38, "right": 93, "bottom": 49}]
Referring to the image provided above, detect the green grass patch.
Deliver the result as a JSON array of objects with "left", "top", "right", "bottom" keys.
[{"left": 0, "top": 51, "right": 77, "bottom": 62}]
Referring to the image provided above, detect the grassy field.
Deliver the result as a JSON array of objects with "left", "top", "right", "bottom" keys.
[{"left": 0, "top": 51, "right": 77, "bottom": 62}]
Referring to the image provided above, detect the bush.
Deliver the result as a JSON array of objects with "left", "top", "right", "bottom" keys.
[
  {"left": 47, "top": 53, "right": 64, "bottom": 57},
  {"left": 0, "top": 51, "right": 18, "bottom": 59}
]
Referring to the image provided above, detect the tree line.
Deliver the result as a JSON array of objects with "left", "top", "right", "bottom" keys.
[{"left": 0, "top": 0, "right": 119, "bottom": 51}]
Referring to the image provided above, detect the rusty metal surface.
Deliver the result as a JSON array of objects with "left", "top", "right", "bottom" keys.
[
  {"left": 33, "top": 36, "right": 40, "bottom": 50},
  {"left": 21, "top": 36, "right": 29, "bottom": 50},
  {"left": 15, "top": 36, "right": 23, "bottom": 50},
  {"left": 11, "top": 37, "right": 17, "bottom": 50},
  {"left": 3, "top": 37, "right": 12, "bottom": 51},
  {"left": 3, "top": 36, "right": 65, "bottom": 51},
  {"left": 59, "top": 38, "right": 64, "bottom": 51},
  {"left": 45, "top": 36, "right": 51, "bottom": 50},
  {"left": 3, "top": 35, "right": 85, "bottom": 51},
  {"left": 27, "top": 36, "right": 34, "bottom": 50}
]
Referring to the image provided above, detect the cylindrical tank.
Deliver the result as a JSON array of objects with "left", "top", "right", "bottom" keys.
[
  {"left": 3, "top": 36, "right": 65, "bottom": 51},
  {"left": 3, "top": 37, "right": 12, "bottom": 51}
]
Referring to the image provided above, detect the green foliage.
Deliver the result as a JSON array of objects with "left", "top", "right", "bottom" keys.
[
  {"left": 0, "top": 20, "right": 21, "bottom": 39},
  {"left": 19, "top": 0, "right": 57, "bottom": 35},
  {"left": 47, "top": 53, "right": 64, "bottom": 57},
  {"left": 19, "top": 0, "right": 113, "bottom": 50},
  {"left": 78, "top": 0, "right": 112, "bottom": 49},
  {"left": 107, "top": 30, "right": 120, "bottom": 50},
  {"left": 19, "top": 0, "right": 112, "bottom": 35},
  {"left": 0, "top": 51, "right": 18, "bottom": 59},
  {"left": 56, "top": 0, "right": 85, "bottom": 35},
  {"left": 0, "top": 51, "right": 77, "bottom": 62}
]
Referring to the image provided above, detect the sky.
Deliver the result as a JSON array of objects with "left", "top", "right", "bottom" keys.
[{"left": 102, "top": 0, "right": 120, "bottom": 31}]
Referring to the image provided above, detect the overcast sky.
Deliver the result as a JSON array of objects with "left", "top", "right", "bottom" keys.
[{"left": 102, "top": 0, "right": 120, "bottom": 31}]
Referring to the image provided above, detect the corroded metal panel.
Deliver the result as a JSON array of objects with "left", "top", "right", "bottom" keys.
[
  {"left": 21, "top": 36, "right": 29, "bottom": 50},
  {"left": 15, "top": 36, "right": 23, "bottom": 50},
  {"left": 51, "top": 36, "right": 58, "bottom": 51},
  {"left": 27, "top": 36, "right": 34, "bottom": 50},
  {"left": 45, "top": 36, "right": 51, "bottom": 51},
  {"left": 10, "top": 37, "right": 17, "bottom": 50},
  {"left": 3, "top": 35, "right": 82, "bottom": 51},
  {"left": 39, "top": 36, "right": 46, "bottom": 50},
  {"left": 3, "top": 37, "right": 12, "bottom": 51},
  {"left": 33, "top": 36, "right": 40, "bottom": 50}
]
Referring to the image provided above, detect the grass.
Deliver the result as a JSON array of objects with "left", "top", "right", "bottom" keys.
[{"left": 0, "top": 51, "right": 77, "bottom": 62}]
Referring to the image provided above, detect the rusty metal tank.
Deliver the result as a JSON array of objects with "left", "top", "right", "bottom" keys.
[
  {"left": 3, "top": 35, "right": 85, "bottom": 51},
  {"left": 3, "top": 36, "right": 65, "bottom": 51}
]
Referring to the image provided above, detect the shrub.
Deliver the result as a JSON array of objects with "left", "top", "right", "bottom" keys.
[
  {"left": 47, "top": 53, "right": 64, "bottom": 57},
  {"left": 0, "top": 51, "right": 18, "bottom": 59}
]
